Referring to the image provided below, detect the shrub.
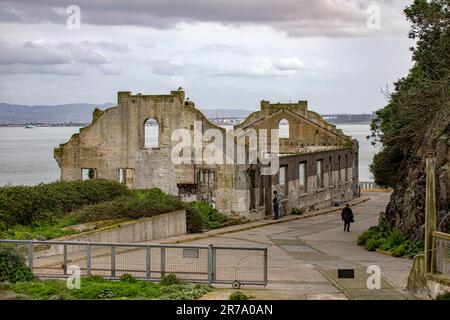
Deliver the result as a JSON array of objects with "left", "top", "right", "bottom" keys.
[
  {"left": 358, "top": 216, "right": 424, "bottom": 258},
  {"left": 187, "top": 202, "right": 227, "bottom": 230},
  {"left": 186, "top": 206, "right": 203, "bottom": 233},
  {"left": 160, "top": 274, "right": 183, "bottom": 287},
  {"left": 291, "top": 208, "right": 304, "bottom": 216},
  {"left": 73, "top": 188, "right": 185, "bottom": 223},
  {"left": 159, "top": 283, "right": 213, "bottom": 300},
  {"left": 0, "top": 179, "right": 129, "bottom": 228},
  {"left": 0, "top": 248, "right": 34, "bottom": 283},
  {"left": 436, "top": 293, "right": 450, "bottom": 300},
  {"left": 357, "top": 226, "right": 380, "bottom": 246},
  {"left": 120, "top": 273, "right": 137, "bottom": 284},
  {"left": 364, "top": 238, "right": 384, "bottom": 251},
  {"left": 229, "top": 291, "right": 252, "bottom": 300},
  {"left": 384, "top": 228, "right": 405, "bottom": 249}
]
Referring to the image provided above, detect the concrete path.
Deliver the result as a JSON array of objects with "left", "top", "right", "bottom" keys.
[{"left": 180, "top": 192, "right": 417, "bottom": 300}]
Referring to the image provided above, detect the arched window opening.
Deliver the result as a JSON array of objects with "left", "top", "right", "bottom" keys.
[
  {"left": 144, "top": 118, "right": 159, "bottom": 148},
  {"left": 279, "top": 119, "right": 289, "bottom": 139}
]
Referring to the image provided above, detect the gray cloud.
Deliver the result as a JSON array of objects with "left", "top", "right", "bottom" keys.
[
  {"left": 0, "top": 39, "right": 124, "bottom": 75},
  {"left": 0, "top": 0, "right": 405, "bottom": 37},
  {"left": 0, "top": 63, "right": 83, "bottom": 75}
]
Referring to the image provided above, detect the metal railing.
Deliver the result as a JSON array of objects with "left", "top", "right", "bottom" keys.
[
  {"left": 359, "top": 181, "right": 380, "bottom": 190},
  {"left": 433, "top": 231, "right": 450, "bottom": 276},
  {"left": 0, "top": 240, "right": 268, "bottom": 286}
]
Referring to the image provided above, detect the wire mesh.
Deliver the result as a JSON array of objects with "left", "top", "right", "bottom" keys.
[
  {"left": 214, "top": 248, "right": 266, "bottom": 284},
  {"left": 0, "top": 240, "right": 267, "bottom": 285},
  {"left": 435, "top": 237, "right": 450, "bottom": 275}
]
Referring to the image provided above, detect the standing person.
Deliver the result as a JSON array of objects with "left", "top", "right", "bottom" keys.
[
  {"left": 341, "top": 203, "right": 354, "bottom": 232},
  {"left": 273, "top": 191, "right": 281, "bottom": 220}
]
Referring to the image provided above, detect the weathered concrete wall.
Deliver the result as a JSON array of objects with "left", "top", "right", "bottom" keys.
[
  {"left": 54, "top": 89, "right": 359, "bottom": 220},
  {"left": 54, "top": 90, "right": 245, "bottom": 215},
  {"left": 427, "top": 275, "right": 450, "bottom": 299},
  {"left": 46, "top": 210, "right": 186, "bottom": 255},
  {"left": 234, "top": 100, "right": 358, "bottom": 220},
  {"left": 235, "top": 100, "right": 352, "bottom": 153}
]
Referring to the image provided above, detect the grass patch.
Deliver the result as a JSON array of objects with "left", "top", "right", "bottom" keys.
[
  {"left": 229, "top": 291, "right": 253, "bottom": 300},
  {"left": 0, "top": 274, "right": 213, "bottom": 300},
  {"left": 357, "top": 214, "right": 424, "bottom": 258}
]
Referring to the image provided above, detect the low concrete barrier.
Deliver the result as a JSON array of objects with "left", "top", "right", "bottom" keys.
[{"left": 47, "top": 210, "right": 186, "bottom": 255}]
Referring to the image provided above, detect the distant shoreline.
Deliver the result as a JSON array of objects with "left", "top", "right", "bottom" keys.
[{"left": 0, "top": 121, "right": 372, "bottom": 128}]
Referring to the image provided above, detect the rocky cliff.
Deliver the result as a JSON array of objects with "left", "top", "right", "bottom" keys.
[{"left": 385, "top": 119, "right": 450, "bottom": 241}]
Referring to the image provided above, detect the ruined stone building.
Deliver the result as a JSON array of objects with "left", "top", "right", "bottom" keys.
[{"left": 54, "top": 89, "right": 359, "bottom": 221}]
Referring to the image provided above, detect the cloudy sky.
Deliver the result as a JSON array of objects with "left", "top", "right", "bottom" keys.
[{"left": 0, "top": 0, "right": 415, "bottom": 113}]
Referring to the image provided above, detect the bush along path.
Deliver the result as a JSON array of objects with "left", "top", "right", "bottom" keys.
[{"left": 357, "top": 214, "right": 424, "bottom": 258}]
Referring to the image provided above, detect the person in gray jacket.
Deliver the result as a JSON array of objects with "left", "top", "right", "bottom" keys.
[{"left": 273, "top": 191, "right": 281, "bottom": 220}]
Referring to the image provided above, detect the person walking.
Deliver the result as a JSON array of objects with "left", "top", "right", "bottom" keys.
[
  {"left": 273, "top": 191, "right": 281, "bottom": 220},
  {"left": 341, "top": 203, "right": 354, "bottom": 232}
]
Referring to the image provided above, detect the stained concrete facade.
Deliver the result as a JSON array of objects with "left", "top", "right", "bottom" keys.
[{"left": 55, "top": 89, "right": 359, "bottom": 220}]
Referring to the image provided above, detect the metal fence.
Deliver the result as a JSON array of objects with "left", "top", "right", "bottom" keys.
[
  {"left": 433, "top": 231, "right": 450, "bottom": 276},
  {"left": 359, "top": 181, "right": 380, "bottom": 190},
  {"left": 0, "top": 240, "right": 267, "bottom": 286}
]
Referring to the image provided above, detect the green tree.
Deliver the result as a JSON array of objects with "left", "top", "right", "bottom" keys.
[{"left": 370, "top": 0, "right": 450, "bottom": 188}]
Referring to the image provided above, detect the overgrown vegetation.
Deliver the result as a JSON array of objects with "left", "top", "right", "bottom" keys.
[
  {"left": 73, "top": 188, "right": 185, "bottom": 224},
  {"left": 357, "top": 214, "right": 424, "bottom": 258},
  {"left": 186, "top": 201, "right": 228, "bottom": 231},
  {"left": 0, "top": 180, "right": 230, "bottom": 240},
  {"left": 229, "top": 291, "right": 253, "bottom": 300},
  {"left": 0, "top": 248, "right": 34, "bottom": 283},
  {"left": 0, "top": 179, "right": 128, "bottom": 231},
  {"left": 367, "top": 0, "right": 450, "bottom": 239},
  {"left": 0, "top": 274, "right": 213, "bottom": 300},
  {"left": 436, "top": 292, "right": 450, "bottom": 300},
  {"left": 291, "top": 208, "right": 305, "bottom": 216}
]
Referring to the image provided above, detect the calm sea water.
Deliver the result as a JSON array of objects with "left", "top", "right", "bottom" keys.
[{"left": 0, "top": 124, "right": 379, "bottom": 186}]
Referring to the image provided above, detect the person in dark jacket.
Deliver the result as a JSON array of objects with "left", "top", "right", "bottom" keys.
[
  {"left": 341, "top": 204, "right": 354, "bottom": 232},
  {"left": 273, "top": 191, "right": 281, "bottom": 220}
]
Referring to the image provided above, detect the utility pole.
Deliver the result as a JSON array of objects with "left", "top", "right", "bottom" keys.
[{"left": 424, "top": 154, "right": 437, "bottom": 274}]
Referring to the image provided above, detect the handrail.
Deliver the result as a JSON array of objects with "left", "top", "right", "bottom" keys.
[{"left": 432, "top": 231, "right": 450, "bottom": 241}]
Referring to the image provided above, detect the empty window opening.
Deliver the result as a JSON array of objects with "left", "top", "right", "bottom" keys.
[
  {"left": 279, "top": 166, "right": 286, "bottom": 186},
  {"left": 118, "top": 168, "right": 124, "bottom": 184},
  {"left": 345, "top": 155, "right": 349, "bottom": 182},
  {"left": 338, "top": 155, "right": 342, "bottom": 182},
  {"left": 279, "top": 119, "right": 289, "bottom": 139},
  {"left": 299, "top": 162, "right": 307, "bottom": 193},
  {"left": 329, "top": 156, "right": 333, "bottom": 186},
  {"left": 82, "top": 168, "right": 96, "bottom": 180},
  {"left": 144, "top": 118, "right": 159, "bottom": 148},
  {"left": 317, "top": 160, "right": 324, "bottom": 188}
]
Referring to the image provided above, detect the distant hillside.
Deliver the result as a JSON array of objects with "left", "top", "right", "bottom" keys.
[
  {"left": 0, "top": 103, "right": 373, "bottom": 125},
  {"left": 0, "top": 103, "right": 115, "bottom": 124}
]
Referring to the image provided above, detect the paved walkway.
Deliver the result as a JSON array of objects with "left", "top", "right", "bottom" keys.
[
  {"left": 176, "top": 192, "right": 416, "bottom": 300},
  {"left": 25, "top": 192, "right": 417, "bottom": 300}
]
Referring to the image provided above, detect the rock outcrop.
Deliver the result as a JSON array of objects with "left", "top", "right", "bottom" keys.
[{"left": 385, "top": 121, "right": 450, "bottom": 241}]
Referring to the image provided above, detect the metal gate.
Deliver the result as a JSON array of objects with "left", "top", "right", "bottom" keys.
[{"left": 0, "top": 240, "right": 268, "bottom": 286}]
